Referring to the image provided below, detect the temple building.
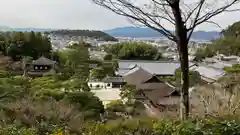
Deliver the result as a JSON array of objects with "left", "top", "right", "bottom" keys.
[{"left": 28, "top": 56, "right": 58, "bottom": 77}]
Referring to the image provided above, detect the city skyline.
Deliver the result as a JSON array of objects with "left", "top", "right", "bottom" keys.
[{"left": 0, "top": 0, "right": 240, "bottom": 31}]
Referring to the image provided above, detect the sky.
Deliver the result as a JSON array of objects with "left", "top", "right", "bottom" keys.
[{"left": 0, "top": 0, "right": 240, "bottom": 31}]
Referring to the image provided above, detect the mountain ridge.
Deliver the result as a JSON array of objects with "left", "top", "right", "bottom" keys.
[
  {"left": 104, "top": 26, "right": 221, "bottom": 41},
  {"left": 0, "top": 26, "right": 221, "bottom": 41}
]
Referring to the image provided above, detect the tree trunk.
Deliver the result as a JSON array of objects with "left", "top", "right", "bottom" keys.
[
  {"left": 22, "top": 57, "right": 28, "bottom": 77},
  {"left": 178, "top": 39, "right": 190, "bottom": 120},
  {"left": 171, "top": 2, "right": 190, "bottom": 120}
]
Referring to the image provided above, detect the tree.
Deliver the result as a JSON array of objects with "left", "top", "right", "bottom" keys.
[
  {"left": 65, "top": 42, "right": 90, "bottom": 81},
  {"left": 0, "top": 76, "right": 30, "bottom": 100},
  {"left": 103, "top": 54, "right": 113, "bottom": 60},
  {"left": 222, "top": 21, "right": 240, "bottom": 37},
  {"left": 65, "top": 92, "right": 104, "bottom": 119},
  {"left": 175, "top": 69, "right": 201, "bottom": 87},
  {"left": 194, "top": 21, "right": 240, "bottom": 59},
  {"left": 120, "top": 84, "right": 137, "bottom": 104},
  {"left": 194, "top": 46, "right": 215, "bottom": 61},
  {"left": 92, "top": 0, "right": 240, "bottom": 120},
  {"left": 22, "top": 56, "right": 33, "bottom": 77},
  {"left": 0, "top": 34, "right": 10, "bottom": 55},
  {"left": 90, "top": 68, "right": 106, "bottom": 81},
  {"left": 106, "top": 42, "right": 161, "bottom": 60},
  {"left": 57, "top": 42, "right": 91, "bottom": 91},
  {"left": 7, "top": 43, "right": 21, "bottom": 60},
  {"left": 224, "top": 64, "right": 240, "bottom": 73},
  {"left": 3, "top": 31, "right": 52, "bottom": 60},
  {"left": 213, "top": 36, "right": 240, "bottom": 56}
]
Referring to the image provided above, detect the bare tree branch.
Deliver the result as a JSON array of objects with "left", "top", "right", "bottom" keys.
[
  {"left": 186, "top": 0, "right": 205, "bottom": 42},
  {"left": 91, "top": 0, "right": 240, "bottom": 120},
  {"left": 93, "top": 0, "right": 176, "bottom": 40}
]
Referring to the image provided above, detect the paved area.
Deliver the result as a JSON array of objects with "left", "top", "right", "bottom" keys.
[{"left": 91, "top": 89, "right": 121, "bottom": 103}]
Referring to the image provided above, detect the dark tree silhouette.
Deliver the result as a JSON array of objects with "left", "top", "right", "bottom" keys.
[{"left": 92, "top": 0, "right": 240, "bottom": 120}]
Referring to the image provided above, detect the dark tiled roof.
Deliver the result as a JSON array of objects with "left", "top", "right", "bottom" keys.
[
  {"left": 142, "top": 84, "right": 175, "bottom": 104},
  {"left": 136, "top": 83, "right": 166, "bottom": 90},
  {"left": 103, "top": 76, "right": 125, "bottom": 83},
  {"left": 118, "top": 60, "right": 180, "bottom": 76},
  {"left": 118, "top": 60, "right": 195, "bottom": 76},
  {"left": 123, "top": 66, "right": 153, "bottom": 85},
  {"left": 190, "top": 64, "right": 225, "bottom": 82},
  {"left": 32, "top": 57, "right": 57, "bottom": 65},
  {"left": 157, "top": 97, "right": 180, "bottom": 106}
]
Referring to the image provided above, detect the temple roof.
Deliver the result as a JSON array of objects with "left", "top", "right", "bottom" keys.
[{"left": 32, "top": 57, "right": 57, "bottom": 66}]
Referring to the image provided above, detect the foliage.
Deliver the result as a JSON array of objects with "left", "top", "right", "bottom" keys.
[
  {"left": 120, "top": 85, "right": 137, "bottom": 104},
  {"left": 0, "top": 76, "right": 30, "bottom": 100},
  {"left": 85, "top": 118, "right": 240, "bottom": 135},
  {"left": 222, "top": 21, "right": 240, "bottom": 37},
  {"left": 104, "top": 42, "right": 162, "bottom": 60},
  {"left": 3, "top": 117, "right": 240, "bottom": 135},
  {"left": 212, "top": 36, "right": 240, "bottom": 56},
  {"left": 175, "top": 69, "right": 201, "bottom": 87},
  {"left": 160, "top": 69, "right": 201, "bottom": 87},
  {"left": 102, "top": 61, "right": 116, "bottom": 77},
  {"left": 0, "top": 98, "right": 85, "bottom": 135},
  {"left": 0, "top": 32, "right": 51, "bottom": 60},
  {"left": 56, "top": 42, "right": 91, "bottom": 91},
  {"left": 106, "top": 100, "right": 125, "bottom": 112},
  {"left": 0, "top": 70, "right": 13, "bottom": 78},
  {"left": 0, "top": 75, "right": 105, "bottom": 134},
  {"left": 103, "top": 54, "right": 113, "bottom": 60},
  {"left": 30, "top": 76, "right": 63, "bottom": 92},
  {"left": 0, "top": 125, "right": 37, "bottom": 135},
  {"left": 89, "top": 60, "right": 116, "bottom": 79},
  {"left": 194, "top": 21, "right": 240, "bottom": 60},
  {"left": 46, "top": 30, "right": 118, "bottom": 41},
  {"left": 90, "top": 68, "right": 106, "bottom": 81},
  {"left": 224, "top": 64, "right": 240, "bottom": 73},
  {"left": 64, "top": 42, "right": 90, "bottom": 81},
  {"left": 64, "top": 92, "right": 104, "bottom": 119},
  {"left": 93, "top": 0, "right": 240, "bottom": 120},
  {"left": 194, "top": 46, "right": 216, "bottom": 61},
  {"left": 193, "top": 82, "right": 240, "bottom": 117}
]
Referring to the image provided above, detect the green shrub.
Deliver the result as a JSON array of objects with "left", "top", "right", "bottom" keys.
[
  {"left": 84, "top": 118, "right": 240, "bottom": 135},
  {"left": 65, "top": 92, "right": 104, "bottom": 119},
  {"left": 0, "top": 70, "right": 12, "bottom": 78},
  {"left": 2, "top": 118, "right": 240, "bottom": 134},
  {"left": 37, "top": 90, "right": 65, "bottom": 101},
  {"left": 106, "top": 100, "right": 125, "bottom": 112},
  {"left": 0, "top": 125, "right": 37, "bottom": 135}
]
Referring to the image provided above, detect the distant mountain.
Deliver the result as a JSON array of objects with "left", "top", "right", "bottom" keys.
[
  {"left": 14, "top": 28, "right": 53, "bottom": 32},
  {"left": 0, "top": 26, "right": 14, "bottom": 32},
  {"left": 104, "top": 26, "right": 221, "bottom": 41},
  {"left": 0, "top": 26, "right": 53, "bottom": 32}
]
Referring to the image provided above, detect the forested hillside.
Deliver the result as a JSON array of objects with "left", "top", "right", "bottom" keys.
[
  {"left": 195, "top": 21, "right": 240, "bottom": 61},
  {"left": 47, "top": 30, "right": 118, "bottom": 41}
]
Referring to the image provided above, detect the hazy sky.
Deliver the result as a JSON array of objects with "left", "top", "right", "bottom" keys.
[{"left": 0, "top": 0, "right": 240, "bottom": 31}]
